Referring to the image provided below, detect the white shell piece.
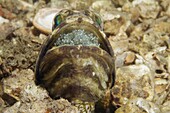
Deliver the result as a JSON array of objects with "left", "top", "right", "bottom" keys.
[{"left": 33, "top": 8, "right": 62, "bottom": 34}]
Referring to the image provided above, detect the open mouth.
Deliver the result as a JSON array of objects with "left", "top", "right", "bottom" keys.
[
  {"left": 54, "top": 29, "right": 100, "bottom": 47},
  {"left": 50, "top": 22, "right": 111, "bottom": 51},
  {"left": 41, "top": 21, "right": 113, "bottom": 58}
]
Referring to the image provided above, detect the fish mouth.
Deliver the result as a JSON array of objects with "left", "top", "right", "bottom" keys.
[{"left": 51, "top": 22, "right": 113, "bottom": 55}]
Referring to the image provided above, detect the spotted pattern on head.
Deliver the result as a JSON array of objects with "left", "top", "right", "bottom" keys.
[{"left": 52, "top": 9, "right": 103, "bottom": 31}]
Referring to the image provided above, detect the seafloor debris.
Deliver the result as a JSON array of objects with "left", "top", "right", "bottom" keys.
[
  {"left": 0, "top": 16, "right": 9, "bottom": 24},
  {"left": 115, "top": 98, "right": 161, "bottom": 113},
  {"left": 111, "top": 64, "right": 154, "bottom": 107},
  {"left": 2, "top": 69, "right": 78, "bottom": 113}
]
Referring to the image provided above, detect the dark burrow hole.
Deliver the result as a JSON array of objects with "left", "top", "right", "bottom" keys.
[
  {"left": 155, "top": 69, "right": 163, "bottom": 74},
  {"left": 95, "top": 100, "right": 117, "bottom": 113}
]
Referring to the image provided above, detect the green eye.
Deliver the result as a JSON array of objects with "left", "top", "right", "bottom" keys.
[
  {"left": 96, "top": 17, "right": 101, "bottom": 26},
  {"left": 95, "top": 16, "right": 102, "bottom": 29},
  {"left": 52, "top": 14, "right": 63, "bottom": 30},
  {"left": 55, "top": 15, "right": 62, "bottom": 26}
]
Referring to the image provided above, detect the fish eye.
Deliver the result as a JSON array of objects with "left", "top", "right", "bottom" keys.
[
  {"left": 84, "top": 10, "right": 103, "bottom": 29},
  {"left": 55, "top": 15, "right": 62, "bottom": 26},
  {"left": 94, "top": 14, "right": 103, "bottom": 30},
  {"left": 95, "top": 15, "right": 102, "bottom": 27},
  {"left": 52, "top": 14, "right": 62, "bottom": 30}
]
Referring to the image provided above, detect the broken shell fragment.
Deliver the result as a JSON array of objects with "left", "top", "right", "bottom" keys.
[
  {"left": 115, "top": 98, "right": 161, "bottom": 113},
  {"left": 124, "top": 52, "right": 136, "bottom": 65},
  {"left": 112, "top": 64, "right": 154, "bottom": 107}
]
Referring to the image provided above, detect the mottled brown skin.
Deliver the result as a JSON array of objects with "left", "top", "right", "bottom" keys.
[
  {"left": 35, "top": 9, "right": 115, "bottom": 113},
  {"left": 39, "top": 46, "right": 114, "bottom": 100}
]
